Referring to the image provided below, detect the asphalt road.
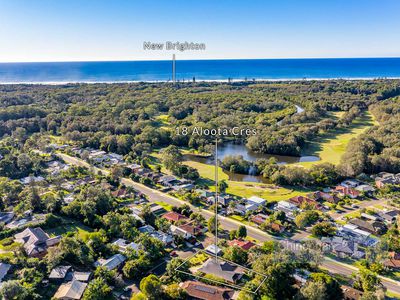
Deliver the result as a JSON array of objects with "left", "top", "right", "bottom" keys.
[{"left": 58, "top": 153, "right": 400, "bottom": 295}]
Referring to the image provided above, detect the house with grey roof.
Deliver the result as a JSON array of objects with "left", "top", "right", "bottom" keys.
[
  {"left": 94, "top": 254, "right": 126, "bottom": 271},
  {"left": 0, "top": 263, "right": 11, "bottom": 283},
  {"left": 198, "top": 258, "right": 244, "bottom": 283},
  {"left": 14, "top": 227, "right": 61, "bottom": 257},
  {"left": 53, "top": 280, "right": 87, "bottom": 300}
]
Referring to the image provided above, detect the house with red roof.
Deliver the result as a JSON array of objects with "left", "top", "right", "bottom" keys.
[
  {"left": 162, "top": 211, "right": 187, "bottom": 223},
  {"left": 228, "top": 239, "right": 256, "bottom": 251}
]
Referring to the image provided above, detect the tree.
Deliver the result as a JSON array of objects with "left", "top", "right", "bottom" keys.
[
  {"left": 295, "top": 211, "right": 319, "bottom": 229},
  {"left": 310, "top": 273, "right": 343, "bottom": 300},
  {"left": 0, "top": 280, "right": 30, "bottom": 300},
  {"left": 258, "top": 262, "right": 297, "bottom": 299},
  {"left": 353, "top": 268, "right": 381, "bottom": 292},
  {"left": 237, "top": 225, "right": 247, "bottom": 239},
  {"left": 155, "top": 217, "right": 170, "bottom": 232},
  {"left": 139, "top": 274, "right": 163, "bottom": 300},
  {"left": 82, "top": 278, "right": 113, "bottom": 300},
  {"left": 163, "top": 283, "right": 186, "bottom": 300},
  {"left": 229, "top": 229, "right": 237, "bottom": 240},
  {"left": 223, "top": 245, "right": 248, "bottom": 265},
  {"left": 130, "top": 292, "right": 147, "bottom": 300},
  {"left": 207, "top": 215, "right": 219, "bottom": 235},
  {"left": 297, "top": 240, "right": 324, "bottom": 268},
  {"left": 94, "top": 266, "right": 116, "bottom": 286},
  {"left": 218, "top": 180, "right": 228, "bottom": 194},
  {"left": 122, "top": 255, "right": 151, "bottom": 279},
  {"left": 311, "top": 222, "right": 336, "bottom": 237},
  {"left": 298, "top": 280, "right": 327, "bottom": 300},
  {"left": 161, "top": 145, "right": 182, "bottom": 171},
  {"left": 166, "top": 258, "right": 189, "bottom": 282}
]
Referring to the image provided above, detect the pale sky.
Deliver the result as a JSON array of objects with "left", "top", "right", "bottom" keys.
[{"left": 0, "top": 0, "right": 399, "bottom": 62}]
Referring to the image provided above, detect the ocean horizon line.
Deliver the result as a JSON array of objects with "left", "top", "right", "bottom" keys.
[{"left": 1, "top": 56, "right": 400, "bottom": 64}]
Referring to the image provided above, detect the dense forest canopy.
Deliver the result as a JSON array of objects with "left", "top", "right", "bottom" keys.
[{"left": 0, "top": 80, "right": 399, "bottom": 174}]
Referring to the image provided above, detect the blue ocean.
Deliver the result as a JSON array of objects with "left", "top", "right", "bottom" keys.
[{"left": 0, "top": 58, "right": 400, "bottom": 83}]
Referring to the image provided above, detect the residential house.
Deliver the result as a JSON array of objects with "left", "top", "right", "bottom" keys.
[
  {"left": 196, "top": 189, "right": 214, "bottom": 199},
  {"left": 321, "top": 237, "right": 365, "bottom": 259},
  {"left": 179, "top": 280, "right": 234, "bottom": 300},
  {"left": 247, "top": 196, "right": 266, "bottom": 208},
  {"left": 112, "top": 238, "right": 141, "bottom": 253},
  {"left": 94, "top": 254, "right": 126, "bottom": 271},
  {"left": 335, "top": 186, "right": 360, "bottom": 199},
  {"left": 342, "top": 286, "right": 364, "bottom": 300},
  {"left": 348, "top": 218, "right": 387, "bottom": 235},
  {"left": 71, "top": 272, "right": 92, "bottom": 283},
  {"left": 337, "top": 224, "right": 371, "bottom": 244},
  {"left": 375, "top": 172, "right": 400, "bottom": 188},
  {"left": 384, "top": 252, "right": 400, "bottom": 270},
  {"left": 275, "top": 200, "right": 299, "bottom": 219},
  {"left": 309, "top": 191, "right": 340, "bottom": 204},
  {"left": 289, "top": 196, "right": 322, "bottom": 209},
  {"left": 54, "top": 280, "right": 88, "bottom": 300},
  {"left": 198, "top": 258, "right": 244, "bottom": 283},
  {"left": 205, "top": 244, "right": 223, "bottom": 256},
  {"left": 150, "top": 231, "right": 174, "bottom": 245},
  {"left": 172, "top": 183, "right": 195, "bottom": 191},
  {"left": 0, "top": 212, "right": 15, "bottom": 224},
  {"left": 162, "top": 211, "right": 187, "bottom": 223},
  {"left": 340, "top": 179, "right": 361, "bottom": 188},
  {"left": 138, "top": 225, "right": 155, "bottom": 234},
  {"left": 251, "top": 214, "right": 268, "bottom": 225},
  {"left": 158, "top": 175, "right": 180, "bottom": 187},
  {"left": 355, "top": 184, "right": 375, "bottom": 195},
  {"left": 178, "top": 223, "right": 205, "bottom": 237},
  {"left": 170, "top": 225, "right": 192, "bottom": 240},
  {"left": 14, "top": 227, "right": 61, "bottom": 257},
  {"left": 0, "top": 263, "right": 11, "bottom": 283},
  {"left": 49, "top": 266, "right": 72, "bottom": 281},
  {"left": 377, "top": 209, "right": 399, "bottom": 224},
  {"left": 228, "top": 239, "right": 256, "bottom": 251}
]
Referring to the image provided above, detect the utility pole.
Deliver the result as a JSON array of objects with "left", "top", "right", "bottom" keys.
[{"left": 214, "top": 138, "right": 218, "bottom": 262}]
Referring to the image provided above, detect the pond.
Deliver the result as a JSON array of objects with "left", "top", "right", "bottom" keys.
[
  {"left": 184, "top": 104, "right": 319, "bottom": 183},
  {"left": 184, "top": 142, "right": 319, "bottom": 183}
]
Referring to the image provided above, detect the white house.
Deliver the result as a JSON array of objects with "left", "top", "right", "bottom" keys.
[{"left": 247, "top": 196, "right": 266, "bottom": 207}]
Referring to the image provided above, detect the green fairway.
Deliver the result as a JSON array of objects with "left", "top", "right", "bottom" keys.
[{"left": 298, "top": 111, "right": 378, "bottom": 168}]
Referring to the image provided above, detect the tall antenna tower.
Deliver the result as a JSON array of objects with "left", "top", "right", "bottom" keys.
[{"left": 172, "top": 54, "right": 176, "bottom": 83}]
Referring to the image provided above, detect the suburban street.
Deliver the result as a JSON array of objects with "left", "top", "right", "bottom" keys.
[{"left": 57, "top": 153, "right": 400, "bottom": 295}]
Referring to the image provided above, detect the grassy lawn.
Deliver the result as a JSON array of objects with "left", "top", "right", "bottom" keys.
[
  {"left": 184, "top": 159, "right": 309, "bottom": 201},
  {"left": 155, "top": 201, "right": 174, "bottom": 211},
  {"left": 45, "top": 220, "right": 92, "bottom": 239},
  {"left": 297, "top": 111, "right": 378, "bottom": 168}
]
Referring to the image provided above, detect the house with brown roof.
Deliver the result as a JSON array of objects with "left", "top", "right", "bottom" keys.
[
  {"left": 251, "top": 214, "right": 268, "bottom": 225},
  {"left": 341, "top": 285, "right": 363, "bottom": 300},
  {"left": 179, "top": 280, "right": 234, "bottom": 300},
  {"left": 14, "top": 227, "right": 61, "bottom": 257},
  {"left": 228, "top": 239, "right": 256, "bottom": 251},
  {"left": 348, "top": 218, "right": 387, "bottom": 235},
  {"left": 162, "top": 211, "right": 187, "bottom": 223},
  {"left": 335, "top": 186, "right": 360, "bottom": 199},
  {"left": 289, "top": 196, "right": 322, "bottom": 209},
  {"left": 384, "top": 252, "right": 400, "bottom": 269}
]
